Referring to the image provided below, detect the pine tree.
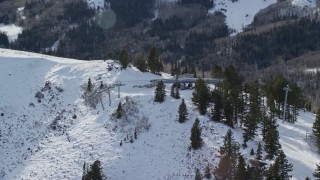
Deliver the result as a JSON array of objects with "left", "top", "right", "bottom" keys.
[
  {"left": 250, "top": 148, "right": 255, "bottom": 156},
  {"left": 87, "top": 78, "right": 92, "bottom": 92},
  {"left": 148, "top": 47, "right": 162, "bottom": 74},
  {"left": 278, "top": 150, "right": 293, "bottom": 180},
  {"left": 266, "top": 151, "right": 293, "bottom": 180},
  {"left": 170, "top": 85, "right": 175, "bottom": 97},
  {"left": 82, "top": 160, "right": 105, "bottom": 180},
  {"left": 265, "top": 158, "right": 280, "bottom": 180},
  {"left": 256, "top": 142, "right": 262, "bottom": 160},
  {"left": 116, "top": 102, "right": 122, "bottom": 119},
  {"left": 175, "top": 83, "right": 180, "bottom": 99},
  {"left": 224, "top": 98, "right": 234, "bottom": 128},
  {"left": 264, "top": 127, "right": 281, "bottom": 159},
  {"left": 211, "top": 89, "right": 223, "bottom": 122},
  {"left": 190, "top": 118, "right": 202, "bottom": 149},
  {"left": 243, "top": 82, "right": 261, "bottom": 146},
  {"left": 204, "top": 164, "right": 211, "bottom": 179},
  {"left": 214, "top": 155, "right": 233, "bottom": 180},
  {"left": 313, "top": 108, "right": 320, "bottom": 151},
  {"left": 215, "top": 129, "right": 239, "bottom": 179},
  {"left": 154, "top": 80, "right": 166, "bottom": 103},
  {"left": 178, "top": 99, "right": 188, "bottom": 123},
  {"left": 264, "top": 125, "right": 281, "bottom": 159},
  {"left": 195, "top": 168, "right": 202, "bottom": 180},
  {"left": 133, "top": 53, "right": 147, "bottom": 72},
  {"left": 107, "top": 52, "right": 112, "bottom": 59},
  {"left": 119, "top": 50, "right": 129, "bottom": 69},
  {"left": 313, "top": 163, "right": 320, "bottom": 179},
  {"left": 235, "top": 155, "right": 248, "bottom": 180},
  {"left": 192, "top": 78, "right": 210, "bottom": 115},
  {"left": 220, "top": 129, "right": 239, "bottom": 158}
]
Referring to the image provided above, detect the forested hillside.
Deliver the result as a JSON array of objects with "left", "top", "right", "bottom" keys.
[{"left": 0, "top": 0, "right": 319, "bottom": 108}]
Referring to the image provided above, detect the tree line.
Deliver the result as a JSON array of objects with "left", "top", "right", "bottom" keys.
[{"left": 234, "top": 18, "right": 320, "bottom": 68}]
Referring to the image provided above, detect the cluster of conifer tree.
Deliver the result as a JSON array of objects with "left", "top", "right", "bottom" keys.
[
  {"left": 179, "top": 0, "right": 213, "bottom": 10},
  {"left": 82, "top": 160, "right": 106, "bottom": 180},
  {"left": 0, "top": 32, "right": 9, "bottom": 48},
  {"left": 188, "top": 64, "right": 306, "bottom": 179},
  {"left": 108, "top": 0, "right": 154, "bottom": 27},
  {"left": 55, "top": 21, "right": 106, "bottom": 60},
  {"left": 234, "top": 18, "right": 320, "bottom": 68}
]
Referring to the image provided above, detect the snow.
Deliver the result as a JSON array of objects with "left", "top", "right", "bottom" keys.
[
  {"left": 278, "top": 111, "right": 320, "bottom": 179},
  {"left": 87, "top": 0, "right": 105, "bottom": 9},
  {"left": 210, "top": 0, "right": 277, "bottom": 34},
  {"left": 0, "top": 24, "right": 23, "bottom": 42},
  {"left": 291, "top": 0, "right": 317, "bottom": 7},
  {"left": 0, "top": 48, "right": 319, "bottom": 179},
  {"left": 305, "top": 68, "right": 320, "bottom": 74}
]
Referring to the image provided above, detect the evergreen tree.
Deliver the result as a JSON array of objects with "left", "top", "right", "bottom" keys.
[
  {"left": 266, "top": 151, "right": 293, "bottom": 180},
  {"left": 107, "top": 52, "right": 113, "bottom": 59},
  {"left": 154, "top": 80, "right": 166, "bottom": 103},
  {"left": 235, "top": 155, "right": 248, "bottom": 180},
  {"left": 204, "top": 164, "right": 211, "bottom": 179},
  {"left": 82, "top": 160, "right": 105, "bottom": 180},
  {"left": 215, "top": 129, "right": 239, "bottom": 179},
  {"left": 313, "top": 163, "right": 320, "bottom": 179},
  {"left": 119, "top": 50, "right": 129, "bottom": 69},
  {"left": 211, "top": 64, "right": 223, "bottom": 79},
  {"left": 256, "top": 142, "right": 262, "bottom": 160},
  {"left": 178, "top": 99, "right": 188, "bottom": 123},
  {"left": 211, "top": 89, "right": 223, "bottom": 122},
  {"left": 313, "top": 108, "right": 320, "bottom": 151},
  {"left": 175, "top": 83, "right": 180, "bottom": 99},
  {"left": 277, "top": 151, "right": 293, "bottom": 180},
  {"left": 264, "top": 125, "right": 281, "bottom": 159},
  {"left": 170, "top": 85, "right": 175, "bottom": 97},
  {"left": 250, "top": 148, "right": 255, "bottom": 156},
  {"left": 222, "top": 65, "right": 243, "bottom": 126},
  {"left": 133, "top": 53, "right": 147, "bottom": 72},
  {"left": 265, "top": 158, "right": 280, "bottom": 180},
  {"left": 190, "top": 118, "right": 202, "bottom": 149},
  {"left": 224, "top": 98, "right": 234, "bottom": 128},
  {"left": 0, "top": 32, "right": 9, "bottom": 48},
  {"left": 214, "top": 155, "right": 233, "bottom": 180},
  {"left": 192, "top": 78, "right": 210, "bottom": 115},
  {"left": 195, "top": 168, "right": 202, "bottom": 180},
  {"left": 243, "top": 82, "right": 261, "bottom": 146},
  {"left": 87, "top": 78, "right": 92, "bottom": 92},
  {"left": 116, "top": 102, "right": 122, "bottom": 119},
  {"left": 147, "top": 47, "right": 162, "bottom": 74}
]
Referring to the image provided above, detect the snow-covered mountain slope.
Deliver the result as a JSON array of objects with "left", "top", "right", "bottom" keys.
[
  {"left": 0, "top": 48, "right": 319, "bottom": 179},
  {"left": 0, "top": 24, "right": 22, "bottom": 42},
  {"left": 292, "top": 0, "right": 317, "bottom": 7},
  {"left": 210, "top": 0, "right": 277, "bottom": 34},
  {"left": 210, "top": 0, "right": 318, "bottom": 34}
]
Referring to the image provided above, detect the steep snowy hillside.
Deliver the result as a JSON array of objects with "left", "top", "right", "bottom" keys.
[
  {"left": 0, "top": 49, "right": 319, "bottom": 179},
  {"left": 0, "top": 24, "right": 22, "bottom": 42},
  {"left": 210, "top": 0, "right": 277, "bottom": 34},
  {"left": 210, "top": 0, "right": 318, "bottom": 34}
]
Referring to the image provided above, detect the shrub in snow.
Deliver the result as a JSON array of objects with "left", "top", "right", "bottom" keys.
[
  {"left": 35, "top": 91, "right": 44, "bottom": 99},
  {"left": 110, "top": 97, "right": 151, "bottom": 140}
]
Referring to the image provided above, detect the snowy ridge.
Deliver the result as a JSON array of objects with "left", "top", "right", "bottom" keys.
[
  {"left": 0, "top": 24, "right": 22, "bottom": 42},
  {"left": 292, "top": 0, "right": 317, "bottom": 7},
  {"left": 210, "top": 0, "right": 277, "bottom": 34},
  {"left": 0, "top": 49, "right": 319, "bottom": 179}
]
